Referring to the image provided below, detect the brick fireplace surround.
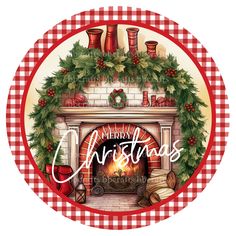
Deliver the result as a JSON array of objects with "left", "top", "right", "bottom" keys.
[{"left": 54, "top": 80, "right": 181, "bottom": 196}]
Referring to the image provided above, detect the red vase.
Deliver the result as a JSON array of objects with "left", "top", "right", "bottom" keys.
[
  {"left": 126, "top": 27, "right": 139, "bottom": 54},
  {"left": 86, "top": 28, "right": 103, "bottom": 50},
  {"left": 145, "top": 41, "right": 158, "bottom": 58},
  {"left": 104, "top": 25, "right": 118, "bottom": 53},
  {"left": 142, "top": 91, "right": 150, "bottom": 107},
  {"left": 151, "top": 95, "right": 157, "bottom": 107}
]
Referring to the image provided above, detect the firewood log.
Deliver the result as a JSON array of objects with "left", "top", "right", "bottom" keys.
[
  {"left": 149, "top": 188, "right": 175, "bottom": 205},
  {"left": 149, "top": 192, "right": 160, "bottom": 204},
  {"left": 146, "top": 169, "right": 176, "bottom": 194}
]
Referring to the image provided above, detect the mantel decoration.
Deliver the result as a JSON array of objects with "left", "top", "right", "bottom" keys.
[
  {"left": 29, "top": 29, "right": 207, "bottom": 184},
  {"left": 108, "top": 89, "right": 127, "bottom": 109}
]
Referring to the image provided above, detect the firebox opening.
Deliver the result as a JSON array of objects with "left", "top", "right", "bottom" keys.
[{"left": 92, "top": 138, "right": 148, "bottom": 194}]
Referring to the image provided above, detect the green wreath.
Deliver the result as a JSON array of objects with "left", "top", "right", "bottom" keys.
[
  {"left": 108, "top": 89, "right": 127, "bottom": 109},
  {"left": 29, "top": 41, "right": 207, "bottom": 184}
]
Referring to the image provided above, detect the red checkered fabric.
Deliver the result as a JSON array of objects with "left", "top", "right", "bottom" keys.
[{"left": 6, "top": 6, "right": 229, "bottom": 229}]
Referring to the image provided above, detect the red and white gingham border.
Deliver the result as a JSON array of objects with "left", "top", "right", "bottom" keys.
[{"left": 6, "top": 7, "right": 229, "bottom": 229}]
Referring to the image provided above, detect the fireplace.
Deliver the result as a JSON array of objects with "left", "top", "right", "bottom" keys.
[
  {"left": 78, "top": 123, "right": 160, "bottom": 196},
  {"left": 56, "top": 107, "right": 179, "bottom": 196},
  {"left": 84, "top": 123, "right": 156, "bottom": 196}
]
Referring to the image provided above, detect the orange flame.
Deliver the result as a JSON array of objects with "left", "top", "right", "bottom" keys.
[{"left": 99, "top": 144, "right": 144, "bottom": 177}]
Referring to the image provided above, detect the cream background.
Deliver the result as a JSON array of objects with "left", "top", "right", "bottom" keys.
[{"left": 25, "top": 24, "right": 212, "bottom": 144}]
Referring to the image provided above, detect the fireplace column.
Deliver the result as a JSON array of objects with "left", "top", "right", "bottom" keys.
[
  {"left": 159, "top": 121, "right": 173, "bottom": 170},
  {"left": 68, "top": 123, "right": 81, "bottom": 185}
]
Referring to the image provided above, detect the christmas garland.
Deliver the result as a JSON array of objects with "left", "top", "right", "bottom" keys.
[
  {"left": 29, "top": 41, "right": 207, "bottom": 184},
  {"left": 108, "top": 89, "right": 127, "bottom": 109}
]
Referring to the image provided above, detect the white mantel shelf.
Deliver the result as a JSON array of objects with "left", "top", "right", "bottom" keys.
[
  {"left": 58, "top": 107, "right": 177, "bottom": 116},
  {"left": 57, "top": 107, "right": 177, "bottom": 124}
]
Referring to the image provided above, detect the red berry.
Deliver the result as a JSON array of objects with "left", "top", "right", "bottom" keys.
[
  {"left": 132, "top": 55, "right": 140, "bottom": 65},
  {"left": 97, "top": 58, "right": 106, "bottom": 69},
  {"left": 38, "top": 99, "right": 46, "bottom": 107},
  {"left": 61, "top": 68, "right": 69, "bottom": 75},
  {"left": 165, "top": 68, "right": 176, "bottom": 77},
  {"left": 47, "top": 143, "right": 53, "bottom": 152},
  {"left": 185, "top": 103, "right": 195, "bottom": 112},
  {"left": 47, "top": 88, "right": 55, "bottom": 97},
  {"left": 188, "top": 136, "right": 197, "bottom": 146}
]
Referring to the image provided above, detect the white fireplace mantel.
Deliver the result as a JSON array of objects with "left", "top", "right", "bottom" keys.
[{"left": 57, "top": 107, "right": 177, "bottom": 124}]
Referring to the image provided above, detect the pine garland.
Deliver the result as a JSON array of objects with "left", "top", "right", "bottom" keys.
[{"left": 29, "top": 41, "right": 207, "bottom": 184}]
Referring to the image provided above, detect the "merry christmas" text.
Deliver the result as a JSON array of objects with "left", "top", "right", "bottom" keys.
[{"left": 52, "top": 127, "right": 183, "bottom": 183}]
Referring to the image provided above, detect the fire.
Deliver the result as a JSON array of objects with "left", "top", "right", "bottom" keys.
[{"left": 99, "top": 144, "right": 144, "bottom": 177}]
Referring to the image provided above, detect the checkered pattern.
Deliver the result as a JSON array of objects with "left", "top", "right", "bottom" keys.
[{"left": 6, "top": 7, "right": 229, "bottom": 229}]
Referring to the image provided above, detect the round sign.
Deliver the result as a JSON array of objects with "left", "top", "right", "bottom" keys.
[{"left": 6, "top": 7, "right": 229, "bottom": 229}]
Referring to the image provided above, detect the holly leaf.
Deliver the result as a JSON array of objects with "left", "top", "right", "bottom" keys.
[
  {"left": 189, "top": 146, "right": 197, "bottom": 155},
  {"left": 139, "top": 58, "right": 148, "bottom": 68},
  {"left": 194, "top": 154, "right": 201, "bottom": 160},
  {"left": 180, "top": 173, "right": 190, "bottom": 182},
  {"left": 77, "top": 70, "right": 86, "bottom": 79},
  {"left": 117, "top": 56, "right": 127, "bottom": 62},
  {"left": 45, "top": 120, "right": 52, "bottom": 128},
  {"left": 181, "top": 153, "right": 188, "bottom": 162},
  {"left": 52, "top": 79, "right": 62, "bottom": 87},
  {"left": 114, "top": 64, "right": 125, "bottom": 72},
  {"left": 35, "top": 127, "right": 44, "bottom": 135},
  {"left": 153, "top": 65, "right": 162, "bottom": 72},
  {"left": 68, "top": 82, "right": 76, "bottom": 90},
  {"left": 152, "top": 72, "right": 158, "bottom": 81},
  {"left": 40, "top": 137, "right": 46, "bottom": 146},
  {"left": 104, "top": 61, "right": 115, "bottom": 68},
  {"left": 177, "top": 75, "right": 186, "bottom": 84},
  {"left": 166, "top": 85, "right": 175, "bottom": 94},
  {"left": 188, "top": 158, "right": 196, "bottom": 167},
  {"left": 73, "top": 55, "right": 93, "bottom": 68},
  {"left": 114, "top": 54, "right": 127, "bottom": 63},
  {"left": 179, "top": 83, "right": 188, "bottom": 90}
]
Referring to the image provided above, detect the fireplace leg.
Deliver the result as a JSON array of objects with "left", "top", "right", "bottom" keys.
[
  {"left": 69, "top": 125, "right": 80, "bottom": 186},
  {"left": 160, "top": 125, "right": 172, "bottom": 170}
]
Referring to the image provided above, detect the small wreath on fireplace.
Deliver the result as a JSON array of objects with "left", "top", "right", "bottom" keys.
[{"left": 108, "top": 89, "right": 127, "bottom": 109}]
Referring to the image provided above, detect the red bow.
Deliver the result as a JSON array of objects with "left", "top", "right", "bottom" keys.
[{"left": 113, "top": 89, "right": 123, "bottom": 93}]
